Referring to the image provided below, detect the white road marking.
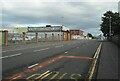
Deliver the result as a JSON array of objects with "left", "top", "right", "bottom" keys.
[
  {"left": 2, "top": 43, "right": 57, "bottom": 53},
  {"left": 28, "top": 63, "right": 38, "bottom": 69},
  {"left": 64, "top": 51, "right": 68, "bottom": 54},
  {"left": 0, "top": 56, "right": 9, "bottom": 59},
  {"left": 9, "top": 53, "right": 22, "bottom": 57},
  {"left": 55, "top": 45, "right": 64, "bottom": 48},
  {"left": 33, "top": 48, "right": 50, "bottom": 52},
  {"left": 0, "top": 53, "right": 22, "bottom": 59}
]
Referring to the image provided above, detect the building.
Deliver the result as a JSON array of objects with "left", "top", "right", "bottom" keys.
[
  {"left": 1, "top": 25, "right": 85, "bottom": 45},
  {"left": 70, "top": 30, "right": 84, "bottom": 39},
  {"left": 27, "top": 25, "right": 71, "bottom": 41}
]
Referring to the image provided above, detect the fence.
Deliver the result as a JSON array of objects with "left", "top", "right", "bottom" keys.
[{"left": 3, "top": 31, "right": 71, "bottom": 47}]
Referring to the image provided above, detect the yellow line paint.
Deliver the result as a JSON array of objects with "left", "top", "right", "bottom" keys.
[
  {"left": 70, "top": 73, "right": 81, "bottom": 81},
  {"left": 48, "top": 71, "right": 59, "bottom": 80},
  {"left": 88, "top": 43, "right": 102, "bottom": 81},
  {"left": 41, "top": 72, "right": 52, "bottom": 79},
  {"left": 26, "top": 74, "right": 40, "bottom": 79},
  {"left": 35, "top": 70, "right": 50, "bottom": 79},
  {"left": 10, "top": 75, "right": 22, "bottom": 81},
  {"left": 57, "top": 73, "right": 67, "bottom": 81}
]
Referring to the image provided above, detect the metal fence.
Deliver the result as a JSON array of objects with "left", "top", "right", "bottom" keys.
[{"left": 7, "top": 32, "right": 64, "bottom": 46}]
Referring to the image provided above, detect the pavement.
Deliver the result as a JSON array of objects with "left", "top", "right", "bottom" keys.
[
  {"left": 1, "top": 39, "right": 119, "bottom": 81},
  {"left": 97, "top": 41, "right": 119, "bottom": 79}
]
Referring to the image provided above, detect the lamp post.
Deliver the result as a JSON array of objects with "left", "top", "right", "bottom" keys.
[{"left": 109, "top": 16, "right": 112, "bottom": 36}]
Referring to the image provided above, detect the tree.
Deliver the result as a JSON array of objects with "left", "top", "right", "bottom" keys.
[
  {"left": 100, "top": 11, "right": 120, "bottom": 37},
  {"left": 87, "top": 33, "right": 93, "bottom": 37}
]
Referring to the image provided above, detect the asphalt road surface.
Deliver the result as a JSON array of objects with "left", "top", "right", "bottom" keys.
[{"left": 1, "top": 40, "right": 119, "bottom": 81}]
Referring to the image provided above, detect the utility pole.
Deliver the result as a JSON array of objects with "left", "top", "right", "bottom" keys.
[{"left": 109, "top": 16, "right": 112, "bottom": 36}]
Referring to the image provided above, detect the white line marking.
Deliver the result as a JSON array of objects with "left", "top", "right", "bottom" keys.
[
  {"left": 33, "top": 48, "right": 50, "bottom": 52},
  {"left": 0, "top": 56, "right": 9, "bottom": 59},
  {"left": 2, "top": 43, "right": 58, "bottom": 52},
  {"left": 64, "top": 51, "right": 68, "bottom": 54},
  {"left": 28, "top": 63, "right": 38, "bottom": 69},
  {"left": 55, "top": 45, "right": 64, "bottom": 48},
  {"left": 9, "top": 53, "right": 22, "bottom": 57},
  {"left": 0, "top": 53, "right": 22, "bottom": 59}
]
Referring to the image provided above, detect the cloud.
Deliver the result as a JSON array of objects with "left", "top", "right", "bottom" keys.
[{"left": 0, "top": 0, "right": 119, "bottom": 36}]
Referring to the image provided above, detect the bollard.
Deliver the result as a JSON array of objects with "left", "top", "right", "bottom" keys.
[
  {"left": 36, "top": 32, "right": 38, "bottom": 46},
  {"left": 45, "top": 33, "right": 47, "bottom": 42},
  {"left": 58, "top": 34, "right": 60, "bottom": 41},
  {"left": 52, "top": 33, "right": 54, "bottom": 42},
  {"left": 23, "top": 32, "right": 26, "bottom": 47},
  {"left": 5, "top": 31, "right": 8, "bottom": 46}
]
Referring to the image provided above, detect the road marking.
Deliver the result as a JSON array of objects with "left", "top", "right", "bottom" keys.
[
  {"left": 57, "top": 73, "right": 67, "bottom": 80},
  {"left": 0, "top": 53, "right": 22, "bottom": 59},
  {"left": 26, "top": 74, "right": 40, "bottom": 79},
  {"left": 88, "top": 43, "right": 102, "bottom": 81},
  {"left": 23, "top": 55, "right": 63, "bottom": 73},
  {"left": 9, "top": 73, "right": 26, "bottom": 81},
  {"left": 70, "top": 73, "right": 81, "bottom": 80},
  {"left": 62, "top": 55, "right": 93, "bottom": 60},
  {"left": 28, "top": 63, "right": 39, "bottom": 69},
  {"left": 9, "top": 53, "right": 22, "bottom": 57},
  {"left": 41, "top": 72, "right": 52, "bottom": 79},
  {"left": 49, "top": 71, "right": 59, "bottom": 80},
  {"left": 2, "top": 43, "right": 58, "bottom": 53},
  {"left": 33, "top": 48, "right": 50, "bottom": 52},
  {"left": 35, "top": 70, "right": 50, "bottom": 79},
  {"left": 55, "top": 45, "right": 64, "bottom": 48},
  {"left": 64, "top": 51, "right": 68, "bottom": 54},
  {"left": 10, "top": 75, "right": 22, "bottom": 81}
]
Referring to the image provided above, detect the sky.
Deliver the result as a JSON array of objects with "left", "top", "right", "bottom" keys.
[{"left": 0, "top": 0, "right": 120, "bottom": 36}]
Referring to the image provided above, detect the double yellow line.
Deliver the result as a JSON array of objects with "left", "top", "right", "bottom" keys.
[{"left": 88, "top": 43, "right": 102, "bottom": 81}]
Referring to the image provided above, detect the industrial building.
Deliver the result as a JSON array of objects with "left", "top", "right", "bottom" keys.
[
  {"left": 1, "top": 25, "right": 85, "bottom": 45},
  {"left": 27, "top": 25, "right": 71, "bottom": 41}
]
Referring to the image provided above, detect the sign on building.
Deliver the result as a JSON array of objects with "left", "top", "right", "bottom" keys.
[{"left": 28, "top": 26, "right": 62, "bottom": 32}]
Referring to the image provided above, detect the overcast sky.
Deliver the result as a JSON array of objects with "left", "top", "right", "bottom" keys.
[{"left": 0, "top": 0, "right": 120, "bottom": 36}]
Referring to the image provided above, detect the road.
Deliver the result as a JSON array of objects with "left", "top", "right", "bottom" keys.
[{"left": 1, "top": 40, "right": 119, "bottom": 80}]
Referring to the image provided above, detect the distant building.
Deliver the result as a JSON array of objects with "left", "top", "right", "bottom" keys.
[
  {"left": 1, "top": 25, "right": 85, "bottom": 45},
  {"left": 27, "top": 25, "right": 71, "bottom": 41},
  {"left": 70, "top": 30, "right": 85, "bottom": 39}
]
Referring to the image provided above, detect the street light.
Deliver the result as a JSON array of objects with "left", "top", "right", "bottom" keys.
[{"left": 109, "top": 16, "right": 112, "bottom": 36}]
